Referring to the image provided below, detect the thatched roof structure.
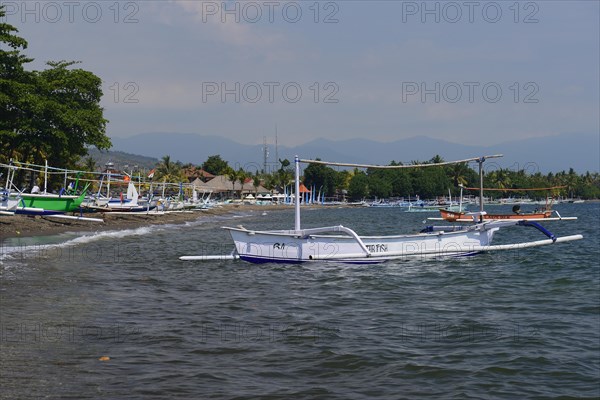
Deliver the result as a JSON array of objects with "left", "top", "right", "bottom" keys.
[{"left": 191, "top": 175, "right": 269, "bottom": 194}]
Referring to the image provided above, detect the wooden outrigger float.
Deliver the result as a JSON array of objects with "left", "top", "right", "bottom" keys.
[{"left": 180, "top": 155, "right": 583, "bottom": 264}]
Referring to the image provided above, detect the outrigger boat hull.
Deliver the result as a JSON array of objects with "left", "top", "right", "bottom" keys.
[
  {"left": 224, "top": 224, "right": 498, "bottom": 264},
  {"left": 440, "top": 208, "right": 552, "bottom": 222},
  {"left": 85, "top": 205, "right": 156, "bottom": 213},
  {"left": 178, "top": 221, "right": 581, "bottom": 264},
  {"left": 16, "top": 192, "right": 87, "bottom": 213}
]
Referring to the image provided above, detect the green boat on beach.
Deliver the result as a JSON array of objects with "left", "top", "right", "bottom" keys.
[
  {"left": 2, "top": 161, "right": 90, "bottom": 214},
  {"left": 16, "top": 189, "right": 88, "bottom": 213}
]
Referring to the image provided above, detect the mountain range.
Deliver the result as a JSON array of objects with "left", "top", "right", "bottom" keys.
[{"left": 110, "top": 133, "right": 599, "bottom": 174}]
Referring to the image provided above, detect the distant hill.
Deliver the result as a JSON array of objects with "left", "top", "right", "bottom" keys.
[
  {"left": 109, "top": 132, "right": 599, "bottom": 174},
  {"left": 84, "top": 148, "right": 159, "bottom": 171}
]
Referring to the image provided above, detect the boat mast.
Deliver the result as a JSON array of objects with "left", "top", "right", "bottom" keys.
[
  {"left": 296, "top": 154, "right": 501, "bottom": 225},
  {"left": 294, "top": 155, "right": 300, "bottom": 231},
  {"left": 478, "top": 157, "right": 485, "bottom": 221},
  {"left": 44, "top": 160, "right": 48, "bottom": 194},
  {"left": 5, "top": 160, "right": 12, "bottom": 190}
]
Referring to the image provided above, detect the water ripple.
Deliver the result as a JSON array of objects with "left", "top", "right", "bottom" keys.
[{"left": 1, "top": 203, "right": 598, "bottom": 399}]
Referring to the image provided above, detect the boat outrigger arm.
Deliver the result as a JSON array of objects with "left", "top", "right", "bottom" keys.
[{"left": 179, "top": 155, "right": 583, "bottom": 263}]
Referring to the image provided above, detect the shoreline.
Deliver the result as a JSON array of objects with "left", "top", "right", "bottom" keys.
[
  {"left": 0, "top": 201, "right": 594, "bottom": 241},
  {"left": 0, "top": 204, "right": 290, "bottom": 240}
]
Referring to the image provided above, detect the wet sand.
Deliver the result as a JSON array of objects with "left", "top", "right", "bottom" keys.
[{"left": 0, "top": 204, "right": 289, "bottom": 239}]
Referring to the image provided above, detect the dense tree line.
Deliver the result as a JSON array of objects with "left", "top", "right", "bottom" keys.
[
  {"left": 151, "top": 154, "right": 600, "bottom": 200},
  {"left": 318, "top": 157, "right": 600, "bottom": 201}
]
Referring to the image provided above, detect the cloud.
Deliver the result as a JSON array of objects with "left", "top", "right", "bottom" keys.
[{"left": 171, "top": 0, "right": 286, "bottom": 48}]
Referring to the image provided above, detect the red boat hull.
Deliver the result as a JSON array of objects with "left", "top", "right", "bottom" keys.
[{"left": 440, "top": 209, "right": 553, "bottom": 222}]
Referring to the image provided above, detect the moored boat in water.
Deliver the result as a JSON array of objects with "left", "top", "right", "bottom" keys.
[
  {"left": 439, "top": 207, "right": 553, "bottom": 222},
  {"left": 180, "top": 155, "right": 583, "bottom": 264}
]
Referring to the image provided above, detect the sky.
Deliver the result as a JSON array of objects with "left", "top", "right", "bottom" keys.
[{"left": 3, "top": 0, "right": 599, "bottom": 147}]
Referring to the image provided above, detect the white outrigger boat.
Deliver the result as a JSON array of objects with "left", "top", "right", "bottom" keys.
[{"left": 180, "top": 156, "right": 583, "bottom": 264}]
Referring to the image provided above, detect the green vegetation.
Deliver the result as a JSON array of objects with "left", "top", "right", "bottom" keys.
[
  {"left": 202, "top": 155, "right": 229, "bottom": 175},
  {"left": 176, "top": 154, "right": 599, "bottom": 200},
  {"left": 156, "top": 155, "right": 187, "bottom": 183},
  {"left": 323, "top": 157, "right": 600, "bottom": 201},
  {"left": 1, "top": 6, "right": 110, "bottom": 170}
]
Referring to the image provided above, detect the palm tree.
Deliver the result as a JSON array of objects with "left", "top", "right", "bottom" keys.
[
  {"left": 253, "top": 175, "right": 261, "bottom": 195},
  {"left": 158, "top": 155, "right": 174, "bottom": 176},
  {"left": 430, "top": 155, "right": 444, "bottom": 164},
  {"left": 450, "top": 163, "right": 469, "bottom": 188},
  {"left": 237, "top": 168, "right": 247, "bottom": 198},
  {"left": 82, "top": 157, "right": 98, "bottom": 192},
  {"left": 491, "top": 169, "right": 511, "bottom": 190},
  {"left": 276, "top": 169, "right": 293, "bottom": 190},
  {"left": 226, "top": 167, "right": 238, "bottom": 198},
  {"left": 156, "top": 155, "right": 186, "bottom": 185}
]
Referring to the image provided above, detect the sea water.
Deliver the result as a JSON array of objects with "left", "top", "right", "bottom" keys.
[{"left": 1, "top": 203, "right": 598, "bottom": 399}]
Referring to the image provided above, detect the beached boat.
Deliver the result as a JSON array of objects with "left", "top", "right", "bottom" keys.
[
  {"left": 405, "top": 202, "right": 464, "bottom": 213},
  {"left": 1, "top": 161, "right": 103, "bottom": 222},
  {"left": 85, "top": 181, "right": 156, "bottom": 213},
  {"left": 2, "top": 161, "right": 89, "bottom": 214},
  {"left": 0, "top": 190, "right": 20, "bottom": 215},
  {"left": 15, "top": 190, "right": 88, "bottom": 214},
  {"left": 180, "top": 156, "right": 582, "bottom": 263}
]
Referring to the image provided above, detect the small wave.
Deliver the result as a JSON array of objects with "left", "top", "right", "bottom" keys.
[
  {"left": 0, "top": 225, "right": 157, "bottom": 264},
  {"left": 0, "top": 211, "right": 259, "bottom": 266}
]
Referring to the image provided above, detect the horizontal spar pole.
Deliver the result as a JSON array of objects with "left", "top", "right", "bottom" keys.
[
  {"left": 42, "top": 214, "right": 104, "bottom": 223},
  {"left": 299, "top": 155, "right": 503, "bottom": 169},
  {"left": 297, "top": 234, "right": 585, "bottom": 260},
  {"left": 179, "top": 254, "right": 240, "bottom": 261},
  {"left": 427, "top": 217, "right": 578, "bottom": 222},
  {"left": 464, "top": 186, "right": 567, "bottom": 191}
]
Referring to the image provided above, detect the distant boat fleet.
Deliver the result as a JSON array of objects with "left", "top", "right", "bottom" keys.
[
  {"left": 0, "top": 161, "right": 222, "bottom": 221},
  {"left": 0, "top": 159, "right": 587, "bottom": 225}
]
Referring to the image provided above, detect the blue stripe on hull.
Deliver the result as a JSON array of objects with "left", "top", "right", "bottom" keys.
[
  {"left": 239, "top": 255, "right": 305, "bottom": 264},
  {"left": 239, "top": 251, "right": 483, "bottom": 264},
  {"left": 15, "top": 210, "right": 65, "bottom": 216}
]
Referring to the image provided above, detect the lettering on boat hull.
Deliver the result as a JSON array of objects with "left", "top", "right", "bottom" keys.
[{"left": 366, "top": 244, "right": 389, "bottom": 253}]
